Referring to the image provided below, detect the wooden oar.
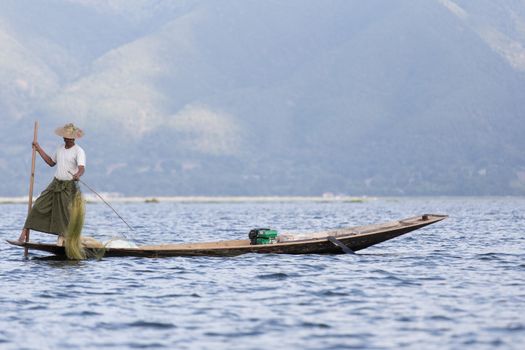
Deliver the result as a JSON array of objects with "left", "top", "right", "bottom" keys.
[
  {"left": 24, "top": 121, "right": 39, "bottom": 257},
  {"left": 327, "top": 236, "right": 355, "bottom": 254}
]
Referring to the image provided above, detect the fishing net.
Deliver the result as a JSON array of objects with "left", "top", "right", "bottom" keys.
[
  {"left": 81, "top": 236, "right": 107, "bottom": 260},
  {"left": 62, "top": 178, "right": 138, "bottom": 259},
  {"left": 64, "top": 190, "right": 86, "bottom": 260},
  {"left": 64, "top": 193, "right": 111, "bottom": 260}
]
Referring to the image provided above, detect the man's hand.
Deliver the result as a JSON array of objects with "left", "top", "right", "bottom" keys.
[
  {"left": 33, "top": 143, "right": 56, "bottom": 167},
  {"left": 32, "top": 142, "right": 42, "bottom": 153},
  {"left": 71, "top": 166, "right": 85, "bottom": 181}
]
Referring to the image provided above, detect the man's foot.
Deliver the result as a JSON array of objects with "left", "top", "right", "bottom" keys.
[{"left": 18, "top": 228, "right": 29, "bottom": 242}]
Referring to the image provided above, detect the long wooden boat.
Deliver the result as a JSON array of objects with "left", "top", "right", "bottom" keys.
[{"left": 7, "top": 214, "right": 446, "bottom": 258}]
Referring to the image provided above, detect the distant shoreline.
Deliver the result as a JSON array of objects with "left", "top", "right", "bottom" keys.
[
  {"left": 1, "top": 195, "right": 523, "bottom": 205},
  {"left": 0, "top": 195, "right": 372, "bottom": 204}
]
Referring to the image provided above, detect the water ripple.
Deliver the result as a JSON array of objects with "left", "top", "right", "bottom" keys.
[{"left": 0, "top": 198, "right": 524, "bottom": 349}]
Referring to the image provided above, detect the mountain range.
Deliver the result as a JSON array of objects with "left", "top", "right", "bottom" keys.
[{"left": 1, "top": 0, "right": 524, "bottom": 196}]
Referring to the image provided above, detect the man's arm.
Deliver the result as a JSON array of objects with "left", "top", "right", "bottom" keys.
[
  {"left": 72, "top": 166, "right": 85, "bottom": 181},
  {"left": 33, "top": 142, "right": 56, "bottom": 167}
]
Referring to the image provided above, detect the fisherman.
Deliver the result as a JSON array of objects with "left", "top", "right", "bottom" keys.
[{"left": 18, "top": 123, "right": 86, "bottom": 244}]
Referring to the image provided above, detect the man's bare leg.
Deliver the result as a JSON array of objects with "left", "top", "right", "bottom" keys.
[
  {"left": 18, "top": 228, "right": 29, "bottom": 242},
  {"left": 57, "top": 235, "right": 65, "bottom": 246}
]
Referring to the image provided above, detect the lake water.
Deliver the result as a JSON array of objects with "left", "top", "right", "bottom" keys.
[{"left": 1, "top": 197, "right": 524, "bottom": 349}]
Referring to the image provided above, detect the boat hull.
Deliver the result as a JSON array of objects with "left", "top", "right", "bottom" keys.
[{"left": 7, "top": 214, "right": 446, "bottom": 258}]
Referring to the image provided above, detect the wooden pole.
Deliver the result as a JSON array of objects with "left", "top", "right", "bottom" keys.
[{"left": 24, "top": 121, "right": 39, "bottom": 257}]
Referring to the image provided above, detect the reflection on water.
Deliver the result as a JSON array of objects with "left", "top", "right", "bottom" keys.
[{"left": 1, "top": 197, "right": 524, "bottom": 349}]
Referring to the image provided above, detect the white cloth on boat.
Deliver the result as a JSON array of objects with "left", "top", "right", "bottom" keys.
[{"left": 104, "top": 239, "right": 138, "bottom": 248}]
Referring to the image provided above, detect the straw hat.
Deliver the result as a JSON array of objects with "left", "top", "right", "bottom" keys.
[{"left": 55, "top": 123, "right": 84, "bottom": 139}]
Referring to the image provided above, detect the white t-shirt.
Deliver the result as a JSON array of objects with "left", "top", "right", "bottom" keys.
[{"left": 52, "top": 144, "right": 86, "bottom": 180}]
